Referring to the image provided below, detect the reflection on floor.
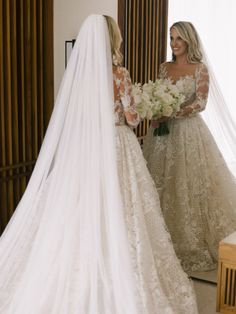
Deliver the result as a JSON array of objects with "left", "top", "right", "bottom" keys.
[{"left": 193, "top": 279, "right": 218, "bottom": 314}]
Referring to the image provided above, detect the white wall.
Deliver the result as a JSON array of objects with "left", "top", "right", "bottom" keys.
[{"left": 54, "top": 0, "right": 118, "bottom": 95}]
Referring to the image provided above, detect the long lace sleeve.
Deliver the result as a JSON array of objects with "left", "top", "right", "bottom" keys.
[
  {"left": 119, "top": 68, "right": 140, "bottom": 128},
  {"left": 176, "top": 63, "right": 209, "bottom": 118},
  {"left": 158, "top": 62, "right": 168, "bottom": 79}
]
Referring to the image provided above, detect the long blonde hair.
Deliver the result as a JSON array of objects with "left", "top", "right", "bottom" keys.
[
  {"left": 170, "top": 21, "right": 202, "bottom": 63},
  {"left": 104, "top": 15, "right": 123, "bottom": 66}
]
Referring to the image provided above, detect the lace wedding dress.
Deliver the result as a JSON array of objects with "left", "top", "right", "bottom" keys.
[
  {"left": 143, "top": 62, "right": 236, "bottom": 272},
  {"left": 113, "top": 66, "right": 198, "bottom": 313},
  {"left": 0, "top": 15, "right": 198, "bottom": 313}
]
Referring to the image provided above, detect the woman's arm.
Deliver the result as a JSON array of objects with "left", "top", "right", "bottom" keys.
[
  {"left": 175, "top": 63, "right": 209, "bottom": 118},
  {"left": 119, "top": 68, "right": 140, "bottom": 128}
]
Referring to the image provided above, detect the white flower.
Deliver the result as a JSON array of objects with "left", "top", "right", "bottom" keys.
[
  {"left": 143, "top": 83, "right": 153, "bottom": 95},
  {"left": 132, "top": 78, "right": 185, "bottom": 120},
  {"left": 133, "top": 94, "right": 142, "bottom": 104},
  {"left": 161, "top": 93, "right": 174, "bottom": 105},
  {"left": 136, "top": 103, "right": 147, "bottom": 119},
  {"left": 162, "top": 105, "right": 173, "bottom": 117}
]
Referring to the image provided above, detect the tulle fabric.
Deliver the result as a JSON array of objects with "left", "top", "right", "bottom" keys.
[
  {"left": 0, "top": 15, "right": 140, "bottom": 314},
  {"left": 200, "top": 40, "right": 236, "bottom": 175}
]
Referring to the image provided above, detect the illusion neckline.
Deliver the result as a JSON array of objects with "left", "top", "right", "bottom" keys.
[
  {"left": 167, "top": 74, "right": 195, "bottom": 84},
  {"left": 162, "top": 62, "right": 202, "bottom": 84}
]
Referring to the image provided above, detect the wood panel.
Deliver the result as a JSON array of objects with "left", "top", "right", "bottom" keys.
[
  {"left": 0, "top": 0, "right": 54, "bottom": 233},
  {"left": 118, "top": 0, "right": 169, "bottom": 144}
]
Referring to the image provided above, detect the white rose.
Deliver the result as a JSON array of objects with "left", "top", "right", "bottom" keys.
[
  {"left": 142, "top": 91, "right": 150, "bottom": 102},
  {"left": 133, "top": 94, "right": 142, "bottom": 104},
  {"left": 143, "top": 84, "right": 153, "bottom": 95},
  {"left": 162, "top": 105, "right": 173, "bottom": 117},
  {"left": 136, "top": 103, "right": 146, "bottom": 119},
  {"left": 162, "top": 94, "right": 174, "bottom": 104}
]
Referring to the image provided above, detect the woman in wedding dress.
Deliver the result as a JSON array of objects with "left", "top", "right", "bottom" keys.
[
  {"left": 0, "top": 15, "right": 198, "bottom": 313},
  {"left": 143, "top": 21, "right": 236, "bottom": 273}
]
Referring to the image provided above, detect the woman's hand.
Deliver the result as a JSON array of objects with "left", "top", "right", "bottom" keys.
[
  {"left": 151, "top": 116, "right": 169, "bottom": 128},
  {"left": 157, "top": 116, "right": 170, "bottom": 123},
  {"left": 151, "top": 120, "right": 159, "bottom": 128}
]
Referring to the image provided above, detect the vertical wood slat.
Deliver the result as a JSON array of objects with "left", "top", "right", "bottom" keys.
[
  {"left": 127, "top": 0, "right": 131, "bottom": 77},
  {"left": 38, "top": 1, "right": 44, "bottom": 145},
  {"left": 5, "top": 0, "right": 14, "bottom": 212},
  {"left": 144, "top": 0, "right": 148, "bottom": 83},
  {"left": 152, "top": 0, "right": 156, "bottom": 79},
  {"left": 0, "top": 0, "right": 54, "bottom": 233},
  {"left": 154, "top": 0, "right": 159, "bottom": 79},
  {"left": 233, "top": 270, "right": 236, "bottom": 306},
  {"left": 140, "top": 0, "right": 144, "bottom": 83},
  {"left": 11, "top": 0, "right": 20, "bottom": 203},
  {"left": 32, "top": 0, "right": 38, "bottom": 159},
  {"left": 131, "top": 0, "right": 135, "bottom": 80},
  {"left": 158, "top": 0, "right": 169, "bottom": 67},
  {"left": 122, "top": 0, "right": 168, "bottom": 83},
  {"left": 118, "top": 0, "right": 169, "bottom": 145},
  {"left": 25, "top": 0, "right": 32, "bottom": 164},
  {"left": 20, "top": 0, "right": 27, "bottom": 193},
  {"left": 147, "top": 0, "right": 152, "bottom": 81},
  {"left": 135, "top": 0, "right": 139, "bottom": 82},
  {"left": 118, "top": 0, "right": 126, "bottom": 59},
  {"left": 0, "top": 0, "right": 8, "bottom": 230},
  {"left": 44, "top": 0, "right": 54, "bottom": 128}
]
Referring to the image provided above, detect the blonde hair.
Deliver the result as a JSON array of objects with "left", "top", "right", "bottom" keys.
[
  {"left": 104, "top": 15, "right": 123, "bottom": 66},
  {"left": 170, "top": 21, "right": 202, "bottom": 63}
]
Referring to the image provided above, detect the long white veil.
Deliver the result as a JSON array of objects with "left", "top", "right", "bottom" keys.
[
  {"left": 200, "top": 40, "right": 236, "bottom": 176},
  {"left": 0, "top": 15, "right": 140, "bottom": 314}
]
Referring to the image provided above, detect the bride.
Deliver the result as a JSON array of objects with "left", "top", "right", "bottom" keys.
[
  {"left": 0, "top": 15, "right": 198, "bottom": 313},
  {"left": 143, "top": 21, "right": 236, "bottom": 273}
]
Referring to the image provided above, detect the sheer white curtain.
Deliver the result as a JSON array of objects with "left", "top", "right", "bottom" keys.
[{"left": 168, "top": 0, "right": 236, "bottom": 175}]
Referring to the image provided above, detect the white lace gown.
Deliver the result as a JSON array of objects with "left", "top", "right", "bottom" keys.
[
  {"left": 113, "top": 66, "right": 198, "bottom": 313},
  {"left": 143, "top": 62, "right": 236, "bottom": 272}
]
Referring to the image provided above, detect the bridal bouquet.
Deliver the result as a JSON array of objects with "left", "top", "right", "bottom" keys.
[{"left": 132, "top": 79, "right": 185, "bottom": 136}]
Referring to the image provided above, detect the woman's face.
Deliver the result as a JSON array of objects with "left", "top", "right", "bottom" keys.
[{"left": 170, "top": 28, "right": 188, "bottom": 58}]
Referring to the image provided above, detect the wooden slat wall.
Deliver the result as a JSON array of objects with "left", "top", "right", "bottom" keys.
[
  {"left": 118, "top": 0, "right": 169, "bottom": 144},
  {"left": 0, "top": 0, "right": 54, "bottom": 233}
]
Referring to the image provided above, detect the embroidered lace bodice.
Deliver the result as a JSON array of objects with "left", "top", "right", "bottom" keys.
[
  {"left": 113, "top": 66, "right": 140, "bottom": 127},
  {"left": 159, "top": 62, "right": 209, "bottom": 117}
]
